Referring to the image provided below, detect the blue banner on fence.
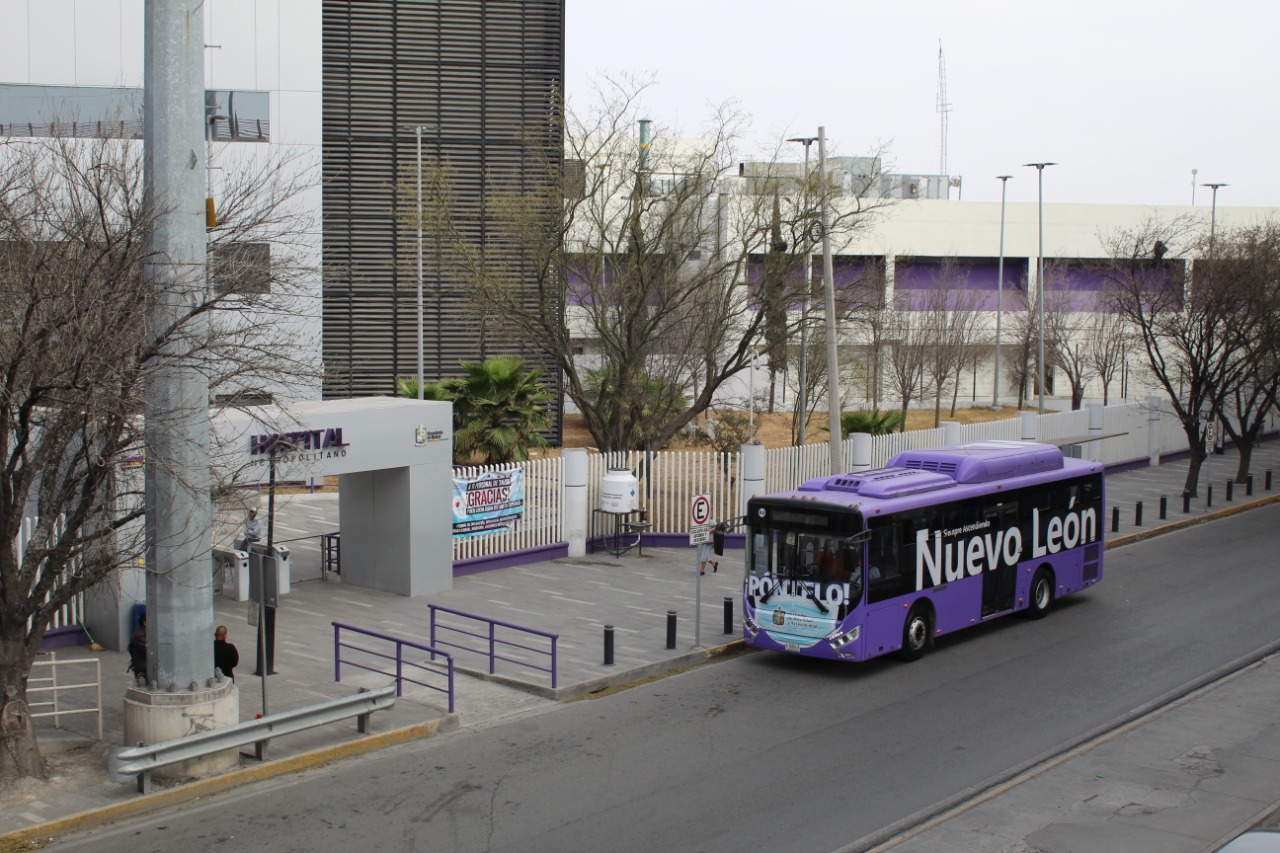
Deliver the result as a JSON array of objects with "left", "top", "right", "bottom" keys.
[{"left": 452, "top": 469, "right": 524, "bottom": 537}]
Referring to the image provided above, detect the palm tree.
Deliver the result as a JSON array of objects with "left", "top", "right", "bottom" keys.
[
  {"left": 400, "top": 356, "right": 554, "bottom": 464},
  {"left": 840, "top": 408, "right": 905, "bottom": 437}
]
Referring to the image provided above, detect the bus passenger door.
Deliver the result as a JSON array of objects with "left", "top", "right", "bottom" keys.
[{"left": 981, "top": 503, "right": 1017, "bottom": 617}]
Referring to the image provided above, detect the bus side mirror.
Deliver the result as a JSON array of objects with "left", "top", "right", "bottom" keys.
[{"left": 713, "top": 525, "right": 725, "bottom": 556}]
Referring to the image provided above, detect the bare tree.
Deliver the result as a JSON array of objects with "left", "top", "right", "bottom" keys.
[
  {"left": 759, "top": 197, "right": 795, "bottom": 414},
  {"left": 882, "top": 310, "right": 930, "bottom": 431},
  {"left": 1002, "top": 287, "right": 1036, "bottom": 409},
  {"left": 1042, "top": 282, "right": 1093, "bottom": 411},
  {"left": 1101, "top": 217, "right": 1244, "bottom": 496},
  {"left": 917, "top": 258, "right": 983, "bottom": 426},
  {"left": 1205, "top": 223, "right": 1280, "bottom": 482},
  {"left": 0, "top": 134, "right": 316, "bottom": 782},
  {"left": 411, "top": 74, "right": 892, "bottom": 452},
  {"left": 1087, "top": 307, "right": 1131, "bottom": 405}
]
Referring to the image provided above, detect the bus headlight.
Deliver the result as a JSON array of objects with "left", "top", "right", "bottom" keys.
[
  {"left": 827, "top": 625, "right": 860, "bottom": 656},
  {"left": 743, "top": 614, "right": 760, "bottom": 640}
]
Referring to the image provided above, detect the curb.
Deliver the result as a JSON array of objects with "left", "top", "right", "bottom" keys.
[
  {"left": 1106, "top": 492, "right": 1280, "bottom": 549},
  {"left": 0, "top": 715, "right": 457, "bottom": 848},
  {"left": 453, "top": 639, "right": 748, "bottom": 701},
  {"left": 9, "top": 488, "right": 1277, "bottom": 848}
]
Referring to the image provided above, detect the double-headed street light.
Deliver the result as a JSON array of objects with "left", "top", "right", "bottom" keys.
[
  {"left": 992, "top": 175, "right": 1012, "bottom": 410},
  {"left": 1024, "top": 162, "right": 1056, "bottom": 415},
  {"left": 1201, "top": 182, "right": 1228, "bottom": 256}
]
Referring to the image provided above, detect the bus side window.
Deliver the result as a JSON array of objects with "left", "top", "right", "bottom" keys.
[{"left": 867, "top": 524, "right": 902, "bottom": 603}]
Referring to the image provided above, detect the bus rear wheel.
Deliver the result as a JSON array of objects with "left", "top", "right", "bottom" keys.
[
  {"left": 898, "top": 605, "right": 931, "bottom": 662},
  {"left": 1027, "top": 568, "right": 1053, "bottom": 620}
]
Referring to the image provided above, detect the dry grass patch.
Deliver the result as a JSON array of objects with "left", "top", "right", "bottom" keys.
[{"left": 554, "top": 406, "right": 1025, "bottom": 454}]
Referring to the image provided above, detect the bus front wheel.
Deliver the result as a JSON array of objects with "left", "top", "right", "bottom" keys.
[
  {"left": 1027, "top": 568, "right": 1053, "bottom": 620},
  {"left": 898, "top": 605, "right": 932, "bottom": 662}
]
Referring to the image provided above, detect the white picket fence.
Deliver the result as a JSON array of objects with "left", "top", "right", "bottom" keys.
[
  {"left": 20, "top": 514, "right": 85, "bottom": 636},
  {"left": 448, "top": 399, "right": 1200, "bottom": 561},
  {"left": 18, "top": 400, "right": 1210, "bottom": 611},
  {"left": 451, "top": 457, "right": 564, "bottom": 562}
]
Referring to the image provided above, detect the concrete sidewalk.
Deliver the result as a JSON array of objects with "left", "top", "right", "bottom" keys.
[{"left": 5, "top": 440, "right": 1280, "bottom": 850}]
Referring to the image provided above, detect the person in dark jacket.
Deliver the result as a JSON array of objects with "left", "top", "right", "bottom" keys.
[
  {"left": 214, "top": 625, "right": 239, "bottom": 681},
  {"left": 128, "top": 613, "right": 147, "bottom": 682}
]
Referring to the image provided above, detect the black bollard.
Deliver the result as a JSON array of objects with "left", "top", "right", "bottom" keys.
[
  {"left": 604, "top": 625, "right": 615, "bottom": 666},
  {"left": 1159, "top": 496, "right": 1167, "bottom": 520},
  {"left": 1207, "top": 485, "right": 1213, "bottom": 507},
  {"left": 1111, "top": 506, "right": 1120, "bottom": 533},
  {"left": 1183, "top": 492, "right": 1191, "bottom": 513},
  {"left": 1248, "top": 474, "right": 1254, "bottom": 497},
  {"left": 666, "top": 611, "right": 677, "bottom": 650},
  {"left": 1267, "top": 469, "right": 1273, "bottom": 491},
  {"left": 1226, "top": 479, "right": 1234, "bottom": 502},
  {"left": 1135, "top": 501, "right": 1143, "bottom": 527},
  {"left": 723, "top": 597, "right": 734, "bottom": 635}
]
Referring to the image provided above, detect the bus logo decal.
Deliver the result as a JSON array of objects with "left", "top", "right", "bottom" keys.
[
  {"left": 1032, "top": 506, "right": 1098, "bottom": 558},
  {"left": 915, "top": 506, "right": 1098, "bottom": 590}
]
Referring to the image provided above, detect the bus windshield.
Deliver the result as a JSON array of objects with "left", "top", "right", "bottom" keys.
[{"left": 749, "top": 528, "right": 863, "bottom": 595}]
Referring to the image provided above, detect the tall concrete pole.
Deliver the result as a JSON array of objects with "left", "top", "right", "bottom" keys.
[
  {"left": 992, "top": 175, "right": 1011, "bottom": 409},
  {"left": 786, "top": 136, "right": 817, "bottom": 446},
  {"left": 818, "top": 127, "right": 843, "bottom": 473},
  {"left": 142, "top": 0, "right": 214, "bottom": 691},
  {"left": 415, "top": 125, "right": 425, "bottom": 400},
  {"left": 1025, "top": 161, "right": 1056, "bottom": 415}
]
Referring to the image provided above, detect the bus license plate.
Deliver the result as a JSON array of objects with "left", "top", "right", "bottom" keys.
[{"left": 784, "top": 642, "right": 801, "bottom": 652}]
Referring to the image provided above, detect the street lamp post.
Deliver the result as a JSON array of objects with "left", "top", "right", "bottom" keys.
[
  {"left": 992, "top": 175, "right": 1012, "bottom": 410},
  {"left": 1201, "top": 182, "right": 1228, "bottom": 256},
  {"left": 787, "top": 136, "right": 818, "bottom": 446},
  {"left": 1024, "top": 162, "right": 1056, "bottom": 414},
  {"left": 414, "top": 125, "right": 428, "bottom": 400},
  {"left": 818, "top": 127, "right": 842, "bottom": 473}
]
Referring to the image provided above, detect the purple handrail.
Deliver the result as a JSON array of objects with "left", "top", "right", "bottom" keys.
[
  {"left": 332, "top": 621, "right": 454, "bottom": 714},
  {"left": 428, "top": 604, "right": 559, "bottom": 689}
]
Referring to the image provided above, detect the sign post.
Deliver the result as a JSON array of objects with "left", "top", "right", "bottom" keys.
[{"left": 690, "top": 494, "right": 713, "bottom": 648}]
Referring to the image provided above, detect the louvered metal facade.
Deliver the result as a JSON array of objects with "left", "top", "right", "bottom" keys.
[{"left": 321, "top": 0, "right": 564, "bottom": 437}]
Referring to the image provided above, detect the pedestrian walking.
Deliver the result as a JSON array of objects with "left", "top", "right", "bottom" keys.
[{"left": 698, "top": 517, "right": 718, "bottom": 575}]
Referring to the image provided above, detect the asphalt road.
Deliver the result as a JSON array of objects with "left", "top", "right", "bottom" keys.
[{"left": 49, "top": 504, "right": 1280, "bottom": 853}]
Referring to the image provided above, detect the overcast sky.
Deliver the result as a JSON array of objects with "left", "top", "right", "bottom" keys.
[{"left": 566, "top": 0, "right": 1276, "bottom": 209}]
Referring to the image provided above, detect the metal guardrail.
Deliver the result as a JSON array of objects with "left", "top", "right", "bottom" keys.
[
  {"left": 332, "top": 622, "right": 455, "bottom": 713},
  {"left": 29, "top": 653, "right": 102, "bottom": 740},
  {"left": 109, "top": 683, "right": 396, "bottom": 794},
  {"left": 429, "top": 604, "right": 559, "bottom": 689}
]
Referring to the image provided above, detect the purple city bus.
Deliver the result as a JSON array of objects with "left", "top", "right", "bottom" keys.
[{"left": 741, "top": 440, "right": 1104, "bottom": 662}]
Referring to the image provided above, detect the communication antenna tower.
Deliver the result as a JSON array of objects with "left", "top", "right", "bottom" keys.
[{"left": 937, "top": 40, "right": 951, "bottom": 176}]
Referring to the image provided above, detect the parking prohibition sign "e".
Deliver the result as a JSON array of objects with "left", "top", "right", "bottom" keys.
[{"left": 691, "top": 494, "right": 711, "bottom": 527}]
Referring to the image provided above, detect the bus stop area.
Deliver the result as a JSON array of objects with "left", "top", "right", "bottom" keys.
[{"left": 7, "top": 440, "right": 1280, "bottom": 851}]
